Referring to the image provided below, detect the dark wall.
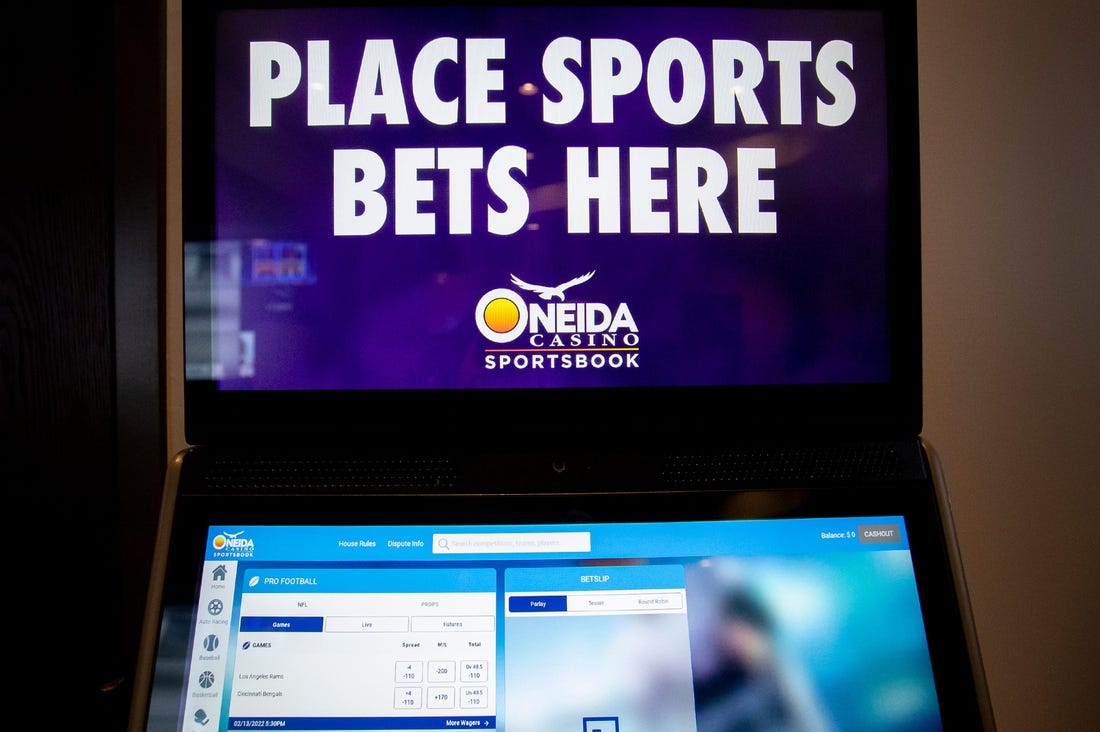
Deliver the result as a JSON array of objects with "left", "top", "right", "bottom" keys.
[{"left": 2, "top": 2, "right": 164, "bottom": 727}]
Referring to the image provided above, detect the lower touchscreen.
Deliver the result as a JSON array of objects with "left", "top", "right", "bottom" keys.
[{"left": 149, "top": 517, "right": 941, "bottom": 731}]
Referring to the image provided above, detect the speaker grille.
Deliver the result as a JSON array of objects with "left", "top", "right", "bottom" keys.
[
  {"left": 660, "top": 441, "right": 925, "bottom": 486},
  {"left": 186, "top": 453, "right": 459, "bottom": 494}
]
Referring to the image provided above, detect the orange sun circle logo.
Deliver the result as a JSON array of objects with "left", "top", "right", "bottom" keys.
[
  {"left": 483, "top": 297, "right": 520, "bottom": 334},
  {"left": 475, "top": 288, "right": 527, "bottom": 343}
]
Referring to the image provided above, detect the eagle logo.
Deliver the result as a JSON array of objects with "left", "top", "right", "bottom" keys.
[{"left": 509, "top": 270, "right": 596, "bottom": 301}]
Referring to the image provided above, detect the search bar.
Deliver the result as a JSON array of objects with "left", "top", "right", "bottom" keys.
[{"left": 432, "top": 532, "right": 591, "bottom": 554}]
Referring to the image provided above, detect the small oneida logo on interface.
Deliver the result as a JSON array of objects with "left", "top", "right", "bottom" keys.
[
  {"left": 475, "top": 269, "right": 640, "bottom": 371},
  {"left": 212, "top": 530, "right": 255, "bottom": 557}
]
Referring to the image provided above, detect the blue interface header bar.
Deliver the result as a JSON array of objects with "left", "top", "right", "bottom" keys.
[{"left": 205, "top": 517, "right": 907, "bottom": 562}]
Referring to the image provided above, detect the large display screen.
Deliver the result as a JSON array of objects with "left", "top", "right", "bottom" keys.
[
  {"left": 145, "top": 516, "right": 946, "bottom": 731},
  {"left": 181, "top": 1, "right": 921, "bottom": 444}
]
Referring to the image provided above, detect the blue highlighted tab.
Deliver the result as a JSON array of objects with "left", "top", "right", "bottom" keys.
[
  {"left": 239, "top": 616, "right": 324, "bottom": 632},
  {"left": 508, "top": 595, "right": 567, "bottom": 612}
]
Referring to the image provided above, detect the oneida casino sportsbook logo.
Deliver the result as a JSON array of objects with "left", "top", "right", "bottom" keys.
[
  {"left": 212, "top": 530, "right": 255, "bottom": 558},
  {"left": 475, "top": 270, "right": 640, "bottom": 371}
]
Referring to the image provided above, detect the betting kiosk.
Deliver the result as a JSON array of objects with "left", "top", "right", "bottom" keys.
[{"left": 130, "top": 2, "right": 995, "bottom": 730}]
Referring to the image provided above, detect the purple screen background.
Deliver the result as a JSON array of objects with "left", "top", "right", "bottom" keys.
[{"left": 200, "top": 6, "right": 890, "bottom": 391}]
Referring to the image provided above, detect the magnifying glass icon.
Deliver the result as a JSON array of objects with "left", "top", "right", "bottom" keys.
[{"left": 436, "top": 537, "right": 450, "bottom": 551}]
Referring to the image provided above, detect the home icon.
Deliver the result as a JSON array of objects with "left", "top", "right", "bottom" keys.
[{"left": 211, "top": 564, "right": 227, "bottom": 581}]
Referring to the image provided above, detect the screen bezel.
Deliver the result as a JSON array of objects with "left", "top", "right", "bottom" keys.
[{"left": 179, "top": 0, "right": 923, "bottom": 449}]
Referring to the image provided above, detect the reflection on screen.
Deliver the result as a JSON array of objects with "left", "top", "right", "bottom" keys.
[{"left": 687, "top": 553, "right": 941, "bottom": 731}]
